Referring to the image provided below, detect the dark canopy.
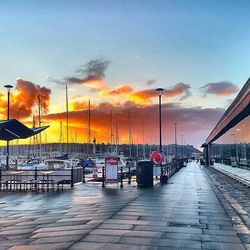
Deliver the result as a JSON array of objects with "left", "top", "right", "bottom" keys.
[{"left": 0, "top": 119, "right": 49, "bottom": 141}]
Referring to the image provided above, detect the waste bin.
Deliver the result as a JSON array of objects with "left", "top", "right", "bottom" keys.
[{"left": 136, "top": 160, "right": 153, "bottom": 187}]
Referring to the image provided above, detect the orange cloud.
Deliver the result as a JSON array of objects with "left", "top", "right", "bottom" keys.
[
  {"left": 107, "top": 85, "right": 133, "bottom": 95},
  {"left": 0, "top": 79, "right": 51, "bottom": 120},
  {"left": 42, "top": 101, "right": 224, "bottom": 146}
]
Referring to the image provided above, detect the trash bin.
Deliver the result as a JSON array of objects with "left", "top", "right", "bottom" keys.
[{"left": 136, "top": 160, "right": 153, "bottom": 187}]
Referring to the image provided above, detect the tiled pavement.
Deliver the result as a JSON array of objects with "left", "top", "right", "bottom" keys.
[{"left": 0, "top": 162, "right": 249, "bottom": 250}]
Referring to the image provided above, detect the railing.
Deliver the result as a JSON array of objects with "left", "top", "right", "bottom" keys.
[{"left": 0, "top": 167, "right": 82, "bottom": 192}]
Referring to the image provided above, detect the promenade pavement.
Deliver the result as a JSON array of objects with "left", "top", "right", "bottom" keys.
[{"left": 0, "top": 162, "right": 249, "bottom": 250}]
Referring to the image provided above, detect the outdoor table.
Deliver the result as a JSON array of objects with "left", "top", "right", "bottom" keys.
[{"left": 41, "top": 171, "right": 55, "bottom": 191}]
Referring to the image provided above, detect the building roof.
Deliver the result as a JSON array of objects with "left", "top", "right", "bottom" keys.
[
  {"left": 0, "top": 119, "right": 49, "bottom": 141},
  {"left": 202, "top": 78, "right": 250, "bottom": 147}
]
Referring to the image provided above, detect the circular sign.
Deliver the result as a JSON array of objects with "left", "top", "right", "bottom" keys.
[{"left": 150, "top": 151, "right": 164, "bottom": 165}]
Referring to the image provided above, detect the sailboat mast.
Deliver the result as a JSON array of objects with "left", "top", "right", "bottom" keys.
[
  {"left": 115, "top": 121, "right": 118, "bottom": 154},
  {"left": 128, "top": 110, "right": 132, "bottom": 158},
  {"left": 66, "top": 85, "right": 69, "bottom": 151},
  {"left": 60, "top": 121, "right": 63, "bottom": 154},
  {"left": 88, "top": 100, "right": 91, "bottom": 155},
  {"left": 110, "top": 110, "right": 113, "bottom": 146},
  {"left": 38, "top": 93, "right": 42, "bottom": 159},
  {"left": 142, "top": 114, "right": 145, "bottom": 158}
]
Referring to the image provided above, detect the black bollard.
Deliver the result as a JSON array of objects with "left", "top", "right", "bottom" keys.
[
  {"left": 71, "top": 166, "right": 74, "bottom": 188},
  {"left": 102, "top": 165, "right": 105, "bottom": 187},
  {"left": 128, "top": 164, "right": 131, "bottom": 184},
  {"left": 82, "top": 165, "right": 85, "bottom": 183},
  {"left": 34, "top": 167, "right": 38, "bottom": 191},
  {"left": 0, "top": 167, "right": 2, "bottom": 191},
  {"left": 120, "top": 165, "right": 123, "bottom": 188}
]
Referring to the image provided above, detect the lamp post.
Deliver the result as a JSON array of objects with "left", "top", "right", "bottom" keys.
[
  {"left": 174, "top": 122, "right": 177, "bottom": 158},
  {"left": 4, "top": 84, "right": 13, "bottom": 170},
  {"left": 181, "top": 134, "right": 184, "bottom": 158},
  {"left": 156, "top": 88, "right": 164, "bottom": 184},
  {"left": 231, "top": 133, "right": 238, "bottom": 165}
]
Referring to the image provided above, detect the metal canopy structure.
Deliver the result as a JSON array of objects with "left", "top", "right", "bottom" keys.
[
  {"left": 202, "top": 78, "right": 250, "bottom": 147},
  {"left": 0, "top": 119, "right": 49, "bottom": 141}
]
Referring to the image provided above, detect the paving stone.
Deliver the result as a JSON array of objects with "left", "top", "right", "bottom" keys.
[
  {"left": 32, "top": 229, "right": 91, "bottom": 238},
  {"left": 104, "top": 219, "right": 149, "bottom": 225},
  {"left": 202, "top": 229, "right": 237, "bottom": 236},
  {"left": 202, "top": 242, "right": 245, "bottom": 250},
  {"left": 201, "top": 234, "right": 241, "bottom": 243},
  {"left": 133, "top": 225, "right": 166, "bottom": 232},
  {"left": 119, "top": 236, "right": 159, "bottom": 246},
  {"left": 31, "top": 235, "right": 82, "bottom": 244},
  {"left": 70, "top": 242, "right": 154, "bottom": 250},
  {"left": 161, "top": 232, "right": 201, "bottom": 241},
  {"left": 82, "top": 234, "right": 121, "bottom": 243},
  {"left": 0, "top": 228, "right": 35, "bottom": 236},
  {"left": 158, "top": 238, "right": 201, "bottom": 249},
  {"left": 8, "top": 242, "right": 73, "bottom": 250},
  {"left": 34, "top": 224, "right": 97, "bottom": 233}
]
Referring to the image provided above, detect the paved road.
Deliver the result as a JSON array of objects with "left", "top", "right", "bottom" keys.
[{"left": 0, "top": 162, "right": 249, "bottom": 250}]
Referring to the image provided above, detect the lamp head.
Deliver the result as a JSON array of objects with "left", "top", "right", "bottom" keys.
[
  {"left": 156, "top": 88, "right": 165, "bottom": 95},
  {"left": 4, "top": 84, "right": 13, "bottom": 91}
]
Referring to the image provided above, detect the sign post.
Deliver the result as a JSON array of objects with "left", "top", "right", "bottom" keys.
[{"left": 105, "top": 157, "right": 118, "bottom": 184}]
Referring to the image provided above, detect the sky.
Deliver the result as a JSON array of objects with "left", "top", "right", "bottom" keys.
[{"left": 0, "top": 0, "right": 249, "bottom": 149}]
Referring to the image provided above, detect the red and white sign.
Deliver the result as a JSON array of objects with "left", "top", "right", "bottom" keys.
[
  {"left": 105, "top": 157, "right": 118, "bottom": 184},
  {"left": 150, "top": 151, "right": 164, "bottom": 165}
]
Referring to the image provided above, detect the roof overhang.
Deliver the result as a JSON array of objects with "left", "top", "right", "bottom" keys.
[{"left": 202, "top": 78, "right": 250, "bottom": 147}]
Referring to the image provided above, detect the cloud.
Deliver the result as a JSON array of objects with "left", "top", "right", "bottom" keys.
[
  {"left": 200, "top": 81, "right": 239, "bottom": 97},
  {"left": 53, "top": 59, "right": 110, "bottom": 91},
  {"left": 0, "top": 79, "right": 51, "bottom": 120},
  {"left": 131, "top": 82, "right": 191, "bottom": 104},
  {"left": 107, "top": 85, "right": 134, "bottom": 96},
  {"left": 42, "top": 101, "right": 224, "bottom": 145},
  {"left": 146, "top": 79, "right": 156, "bottom": 86}
]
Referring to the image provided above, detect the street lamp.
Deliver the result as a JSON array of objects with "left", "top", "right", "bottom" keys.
[
  {"left": 4, "top": 84, "right": 13, "bottom": 170},
  {"left": 174, "top": 122, "right": 178, "bottom": 158},
  {"left": 156, "top": 87, "right": 164, "bottom": 184},
  {"left": 231, "top": 133, "right": 238, "bottom": 165}
]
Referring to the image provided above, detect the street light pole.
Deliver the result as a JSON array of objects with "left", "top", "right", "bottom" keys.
[
  {"left": 156, "top": 88, "right": 164, "bottom": 184},
  {"left": 181, "top": 134, "right": 184, "bottom": 158},
  {"left": 174, "top": 122, "right": 177, "bottom": 158},
  {"left": 4, "top": 84, "right": 13, "bottom": 170}
]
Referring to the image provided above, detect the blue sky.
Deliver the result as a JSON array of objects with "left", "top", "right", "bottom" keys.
[
  {"left": 0, "top": 0, "right": 249, "bottom": 147},
  {"left": 1, "top": 0, "right": 249, "bottom": 87}
]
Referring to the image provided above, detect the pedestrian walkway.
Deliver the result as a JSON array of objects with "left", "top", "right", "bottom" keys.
[
  {"left": 212, "top": 163, "right": 250, "bottom": 187},
  {"left": 0, "top": 162, "right": 248, "bottom": 249}
]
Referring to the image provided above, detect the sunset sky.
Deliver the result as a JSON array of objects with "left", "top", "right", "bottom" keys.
[{"left": 0, "top": 0, "right": 250, "bottom": 149}]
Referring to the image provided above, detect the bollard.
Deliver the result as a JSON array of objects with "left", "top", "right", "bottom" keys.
[
  {"left": 120, "top": 165, "right": 123, "bottom": 188},
  {"left": 160, "top": 164, "right": 163, "bottom": 184},
  {"left": 71, "top": 166, "right": 74, "bottom": 188},
  {"left": 128, "top": 164, "right": 131, "bottom": 184},
  {"left": 82, "top": 165, "right": 85, "bottom": 183},
  {"left": 102, "top": 165, "right": 105, "bottom": 187},
  {"left": 34, "top": 167, "right": 38, "bottom": 191},
  {"left": 0, "top": 167, "right": 2, "bottom": 191}
]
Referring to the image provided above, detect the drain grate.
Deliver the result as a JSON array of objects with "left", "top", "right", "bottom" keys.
[{"left": 168, "top": 222, "right": 206, "bottom": 229}]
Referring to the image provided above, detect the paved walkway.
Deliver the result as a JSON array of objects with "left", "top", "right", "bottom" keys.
[
  {"left": 0, "top": 162, "right": 249, "bottom": 250},
  {"left": 212, "top": 163, "right": 250, "bottom": 187}
]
